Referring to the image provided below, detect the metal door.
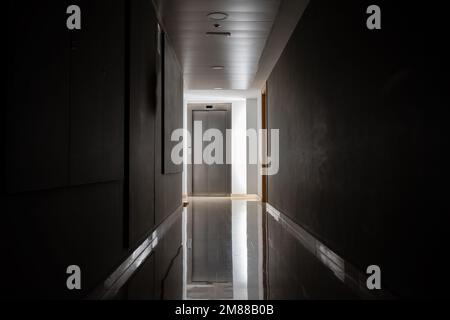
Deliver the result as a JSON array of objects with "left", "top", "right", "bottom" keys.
[{"left": 192, "top": 109, "right": 230, "bottom": 196}]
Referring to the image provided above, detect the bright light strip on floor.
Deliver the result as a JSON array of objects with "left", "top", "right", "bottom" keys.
[
  {"left": 182, "top": 207, "right": 188, "bottom": 300},
  {"left": 232, "top": 201, "right": 248, "bottom": 300}
]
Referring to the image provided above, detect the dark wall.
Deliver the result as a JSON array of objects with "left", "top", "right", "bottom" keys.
[
  {"left": 128, "top": 0, "right": 158, "bottom": 247},
  {"left": 6, "top": 1, "right": 71, "bottom": 193},
  {"left": 4, "top": 0, "right": 183, "bottom": 298},
  {"left": 267, "top": 0, "right": 444, "bottom": 298},
  {"left": 155, "top": 34, "right": 183, "bottom": 225},
  {"left": 70, "top": 0, "right": 125, "bottom": 185},
  {"left": 4, "top": 0, "right": 126, "bottom": 299},
  {"left": 162, "top": 35, "right": 184, "bottom": 175},
  {"left": 266, "top": 214, "right": 358, "bottom": 299},
  {"left": 127, "top": 0, "right": 182, "bottom": 249}
]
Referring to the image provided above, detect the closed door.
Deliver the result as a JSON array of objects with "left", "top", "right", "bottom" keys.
[{"left": 192, "top": 110, "right": 230, "bottom": 196}]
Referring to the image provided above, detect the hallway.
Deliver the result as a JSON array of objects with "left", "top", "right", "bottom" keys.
[{"left": 4, "top": 0, "right": 445, "bottom": 303}]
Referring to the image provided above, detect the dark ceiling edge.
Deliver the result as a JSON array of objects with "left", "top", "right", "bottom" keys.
[{"left": 251, "top": 0, "right": 310, "bottom": 91}]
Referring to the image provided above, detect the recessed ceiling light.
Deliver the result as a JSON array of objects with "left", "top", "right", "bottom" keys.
[
  {"left": 211, "top": 66, "right": 225, "bottom": 70},
  {"left": 214, "top": 87, "right": 223, "bottom": 90},
  {"left": 207, "top": 12, "right": 228, "bottom": 21}
]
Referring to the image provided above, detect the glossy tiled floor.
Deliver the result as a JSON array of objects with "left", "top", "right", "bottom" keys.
[
  {"left": 115, "top": 197, "right": 390, "bottom": 300},
  {"left": 183, "top": 198, "right": 264, "bottom": 300}
]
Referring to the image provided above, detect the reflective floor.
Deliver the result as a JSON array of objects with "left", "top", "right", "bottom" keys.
[
  {"left": 115, "top": 197, "right": 391, "bottom": 300},
  {"left": 183, "top": 198, "right": 264, "bottom": 300}
]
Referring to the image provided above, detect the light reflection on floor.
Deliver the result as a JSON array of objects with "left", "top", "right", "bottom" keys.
[{"left": 182, "top": 197, "right": 264, "bottom": 300}]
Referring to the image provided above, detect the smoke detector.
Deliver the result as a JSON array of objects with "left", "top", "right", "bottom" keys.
[{"left": 207, "top": 12, "right": 228, "bottom": 21}]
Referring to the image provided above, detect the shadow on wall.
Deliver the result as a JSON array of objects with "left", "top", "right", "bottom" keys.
[{"left": 265, "top": 0, "right": 443, "bottom": 298}]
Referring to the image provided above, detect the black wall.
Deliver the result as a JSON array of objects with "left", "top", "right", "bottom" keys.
[
  {"left": 162, "top": 34, "right": 184, "bottom": 175},
  {"left": 155, "top": 33, "right": 183, "bottom": 225},
  {"left": 6, "top": 1, "right": 71, "bottom": 193},
  {"left": 4, "top": 0, "right": 183, "bottom": 298},
  {"left": 128, "top": 0, "right": 158, "bottom": 247},
  {"left": 128, "top": 0, "right": 182, "bottom": 251},
  {"left": 267, "top": 0, "right": 445, "bottom": 298}
]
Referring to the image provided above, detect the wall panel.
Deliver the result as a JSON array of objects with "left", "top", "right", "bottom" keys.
[
  {"left": 6, "top": 1, "right": 71, "bottom": 193},
  {"left": 162, "top": 34, "right": 184, "bottom": 174},
  {"left": 4, "top": 0, "right": 127, "bottom": 299},
  {"left": 155, "top": 33, "right": 183, "bottom": 225},
  {"left": 70, "top": 0, "right": 125, "bottom": 185},
  {"left": 267, "top": 0, "right": 440, "bottom": 297},
  {"left": 128, "top": 0, "right": 158, "bottom": 245}
]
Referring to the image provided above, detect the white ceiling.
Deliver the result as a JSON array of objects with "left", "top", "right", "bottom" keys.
[
  {"left": 154, "top": 0, "right": 282, "bottom": 90},
  {"left": 154, "top": 0, "right": 310, "bottom": 92},
  {"left": 185, "top": 89, "right": 261, "bottom": 102}
]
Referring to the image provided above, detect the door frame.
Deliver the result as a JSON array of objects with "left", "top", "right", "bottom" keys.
[
  {"left": 187, "top": 103, "right": 232, "bottom": 196},
  {"left": 261, "top": 84, "right": 268, "bottom": 203}
]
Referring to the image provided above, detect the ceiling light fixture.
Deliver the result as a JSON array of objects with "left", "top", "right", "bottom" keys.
[
  {"left": 206, "top": 31, "right": 231, "bottom": 37},
  {"left": 211, "top": 66, "right": 225, "bottom": 70},
  {"left": 207, "top": 12, "right": 229, "bottom": 21},
  {"left": 214, "top": 87, "right": 223, "bottom": 90}
]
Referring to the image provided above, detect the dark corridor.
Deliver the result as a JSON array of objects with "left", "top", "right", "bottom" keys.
[{"left": 3, "top": 0, "right": 448, "bottom": 305}]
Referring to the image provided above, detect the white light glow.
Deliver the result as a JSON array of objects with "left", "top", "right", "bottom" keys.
[
  {"left": 232, "top": 200, "right": 248, "bottom": 300},
  {"left": 184, "top": 90, "right": 248, "bottom": 195},
  {"left": 231, "top": 100, "right": 247, "bottom": 195}
]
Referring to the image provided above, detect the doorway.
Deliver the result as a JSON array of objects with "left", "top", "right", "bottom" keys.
[{"left": 188, "top": 104, "right": 231, "bottom": 196}]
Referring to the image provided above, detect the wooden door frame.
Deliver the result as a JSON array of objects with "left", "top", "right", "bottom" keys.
[{"left": 261, "top": 84, "right": 268, "bottom": 203}]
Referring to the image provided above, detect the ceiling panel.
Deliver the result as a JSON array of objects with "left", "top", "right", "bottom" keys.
[{"left": 154, "top": 0, "right": 282, "bottom": 90}]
